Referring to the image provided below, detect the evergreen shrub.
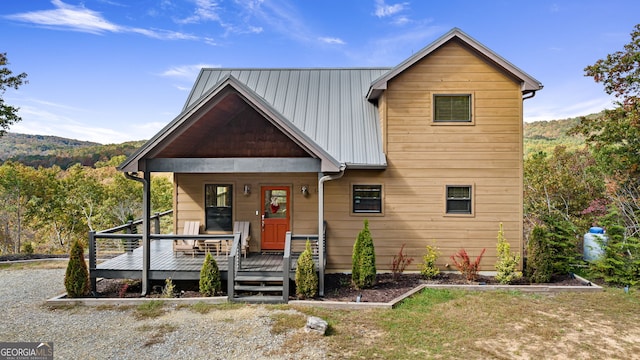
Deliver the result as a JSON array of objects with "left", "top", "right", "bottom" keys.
[
  {"left": 352, "top": 219, "right": 376, "bottom": 289},
  {"left": 295, "top": 240, "right": 318, "bottom": 299},
  {"left": 591, "top": 225, "right": 640, "bottom": 287},
  {"left": 64, "top": 239, "right": 90, "bottom": 298},
  {"left": 495, "top": 223, "right": 522, "bottom": 284},
  {"left": 199, "top": 252, "right": 221, "bottom": 296},
  {"left": 526, "top": 226, "right": 554, "bottom": 283},
  {"left": 420, "top": 243, "right": 440, "bottom": 279}
]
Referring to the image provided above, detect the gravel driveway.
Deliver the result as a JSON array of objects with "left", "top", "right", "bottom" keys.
[{"left": 0, "top": 268, "right": 327, "bottom": 359}]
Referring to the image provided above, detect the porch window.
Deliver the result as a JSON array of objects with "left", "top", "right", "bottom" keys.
[
  {"left": 353, "top": 185, "right": 382, "bottom": 213},
  {"left": 205, "top": 184, "right": 233, "bottom": 231},
  {"left": 434, "top": 94, "right": 471, "bottom": 122},
  {"left": 446, "top": 185, "right": 472, "bottom": 214}
]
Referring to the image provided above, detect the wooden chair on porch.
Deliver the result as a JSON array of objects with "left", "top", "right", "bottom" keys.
[
  {"left": 233, "top": 221, "right": 251, "bottom": 258},
  {"left": 173, "top": 221, "right": 200, "bottom": 257}
]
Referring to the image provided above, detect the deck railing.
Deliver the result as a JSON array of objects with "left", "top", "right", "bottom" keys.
[
  {"left": 226, "top": 232, "right": 242, "bottom": 298},
  {"left": 89, "top": 210, "right": 172, "bottom": 268}
]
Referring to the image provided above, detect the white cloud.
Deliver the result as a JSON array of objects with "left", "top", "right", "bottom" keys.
[
  {"left": 6, "top": 0, "right": 121, "bottom": 34},
  {"left": 524, "top": 96, "right": 615, "bottom": 122},
  {"left": 5, "top": 0, "right": 207, "bottom": 43},
  {"left": 176, "top": 0, "right": 221, "bottom": 24},
  {"left": 160, "top": 64, "right": 220, "bottom": 80},
  {"left": 12, "top": 104, "right": 131, "bottom": 144},
  {"left": 319, "top": 37, "right": 346, "bottom": 45},
  {"left": 374, "top": 0, "right": 409, "bottom": 18}
]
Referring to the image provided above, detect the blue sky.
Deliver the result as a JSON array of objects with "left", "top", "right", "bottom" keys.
[{"left": 1, "top": 0, "right": 639, "bottom": 144}]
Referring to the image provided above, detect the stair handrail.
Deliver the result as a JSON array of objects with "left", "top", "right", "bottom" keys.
[
  {"left": 283, "top": 231, "right": 293, "bottom": 302},
  {"left": 227, "top": 232, "right": 241, "bottom": 300}
]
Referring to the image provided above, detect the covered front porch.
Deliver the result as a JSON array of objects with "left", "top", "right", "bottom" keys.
[{"left": 114, "top": 72, "right": 356, "bottom": 298}]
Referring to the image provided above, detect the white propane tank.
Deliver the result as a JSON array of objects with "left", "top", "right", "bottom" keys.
[{"left": 583, "top": 227, "right": 607, "bottom": 262}]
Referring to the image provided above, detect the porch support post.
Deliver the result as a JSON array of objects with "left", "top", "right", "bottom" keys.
[
  {"left": 141, "top": 170, "right": 151, "bottom": 296},
  {"left": 317, "top": 167, "right": 345, "bottom": 296},
  {"left": 124, "top": 170, "right": 151, "bottom": 296}
]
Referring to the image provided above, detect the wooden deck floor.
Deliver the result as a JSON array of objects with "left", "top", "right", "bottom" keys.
[{"left": 93, "top": 240, "right": 287, "bottom": 281}]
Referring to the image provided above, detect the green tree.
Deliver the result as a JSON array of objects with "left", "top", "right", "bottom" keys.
[
  {"left": 524, "top": 146, "right": 606, "bottom": 233},
  {"left": 64, "top": 164, "right": 106, "bottom": 232},
  {"left": 352, "top": 219, "right": 376, "bottom": 289},
  {"left": 526, "top": 226, "right": 554, "bottom": 283},
  {"left": 573, "top": 24, "right": 640, "bottom": 239},
  {"left": 591, "top": 224, "right": 640, "bottom": 287},
  {"left": 25, "top": 165, "right": 82, "bottom": 249},
  {"left": 199, "top": 252, "right": 221, "bottom": 296},
  {"left": 0, "top": 53, "right": 28, "bottom": 136},
  {"left": 495, "top": 223, "right": 522, "bottom": 284},
  {"left": 295, "top": 240, "right": 318, "bottom": 299},
  {"left": 64, "top": 239, "right": 90, "bottom": 298}
]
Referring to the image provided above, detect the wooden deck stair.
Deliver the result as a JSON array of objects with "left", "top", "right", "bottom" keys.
[{"left": 231, "top": 270, "right": 287, "bottom": 304}]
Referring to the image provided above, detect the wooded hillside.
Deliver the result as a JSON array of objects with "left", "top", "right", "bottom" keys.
[
  {"left": 0, "top": 132, "right": 145, "bottom": 168},
  {"left": 523, "top": 113, "right": 601, "bottom": 155}
]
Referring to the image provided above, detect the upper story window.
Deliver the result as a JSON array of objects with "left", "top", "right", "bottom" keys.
[
  {"left": 205, "top": 184, "right": 233, "bottom": 231},
  {"left": 434, "top": 94, "right": 472, "bottom": 123},
  {"left": 446, "top": 185, "right": 472, "bottom": 214},
  {"left": 353, "top": 185, "right": 382, "bottom": 214}
]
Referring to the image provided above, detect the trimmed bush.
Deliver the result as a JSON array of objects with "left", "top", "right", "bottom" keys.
[
  {"left": 199, "top": 252, "right": 221, "bottom": 296},
  {"left": 295, "top": 240, "right": 318, "bottom": 299},
  {"left": 64, "top": 239, "right": 90, "bottom": 298},
  {"left": 352, "top": 219, "right": 376, "bottom": 289},
  {"left": 495, "top": 223, "right": 522, "bottom": 284}
]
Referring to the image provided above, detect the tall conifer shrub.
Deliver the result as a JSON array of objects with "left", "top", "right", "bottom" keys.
[
  {"left": 64, "top": 239, "right": 90, "bottom": 298},
  {"left": 295, "top": 240, "right": 318, "bottom": 298},
  {"left": 199, "top": 252, "right": 221, "bottom": 296},
  {"left": 352, "top": 219, "right": 376, "bottom": 289}
]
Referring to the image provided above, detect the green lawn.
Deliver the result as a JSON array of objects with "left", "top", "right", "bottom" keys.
[{"left": 296, "top": 288, "right": 640, "bottom": 359}]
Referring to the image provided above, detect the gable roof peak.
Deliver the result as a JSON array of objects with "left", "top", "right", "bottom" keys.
[{"left": 367, "top": 27, "right": 543, "bottom": 100}]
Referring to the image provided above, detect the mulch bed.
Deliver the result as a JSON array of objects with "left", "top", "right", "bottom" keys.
[{"left": 94, "top": 272, "right": 588, "bottom": 303}]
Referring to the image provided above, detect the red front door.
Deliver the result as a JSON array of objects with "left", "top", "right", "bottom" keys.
[{"left": 261, "top": 186, "right": 290, "bottom": 251}]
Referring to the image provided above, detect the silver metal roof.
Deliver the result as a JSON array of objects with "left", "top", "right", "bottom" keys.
[
  {"left": 119, "top": 28, "right": 543, "bottom": 173},
  {"left": 183, "top": 68, "right": 391, "bottom": 169}
]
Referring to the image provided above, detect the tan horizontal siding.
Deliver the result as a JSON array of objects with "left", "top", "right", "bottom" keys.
[
  {"left": 175, "top": 172, "right": 318, "bottom": 252},
  {"left": 323, "top": 39, "right": 524, "bottom": 272}
]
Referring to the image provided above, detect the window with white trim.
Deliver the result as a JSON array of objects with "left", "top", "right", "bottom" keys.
[{"left": 446, "top": 185, "right": 472, "bottom": 214}]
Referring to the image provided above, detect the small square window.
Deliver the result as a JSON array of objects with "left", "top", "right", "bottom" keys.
[
  {"left": 446, "top": 186, "right": 472, "bottom": 214},
  {"left": 353, "top": 185, "right": 382, "bottom": 213},
  {"left": 434, "top": 94, "right": 471, "bottom": 122},
  {"left": 205, "top": 184, "right": 233, "bottom": 231}
]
